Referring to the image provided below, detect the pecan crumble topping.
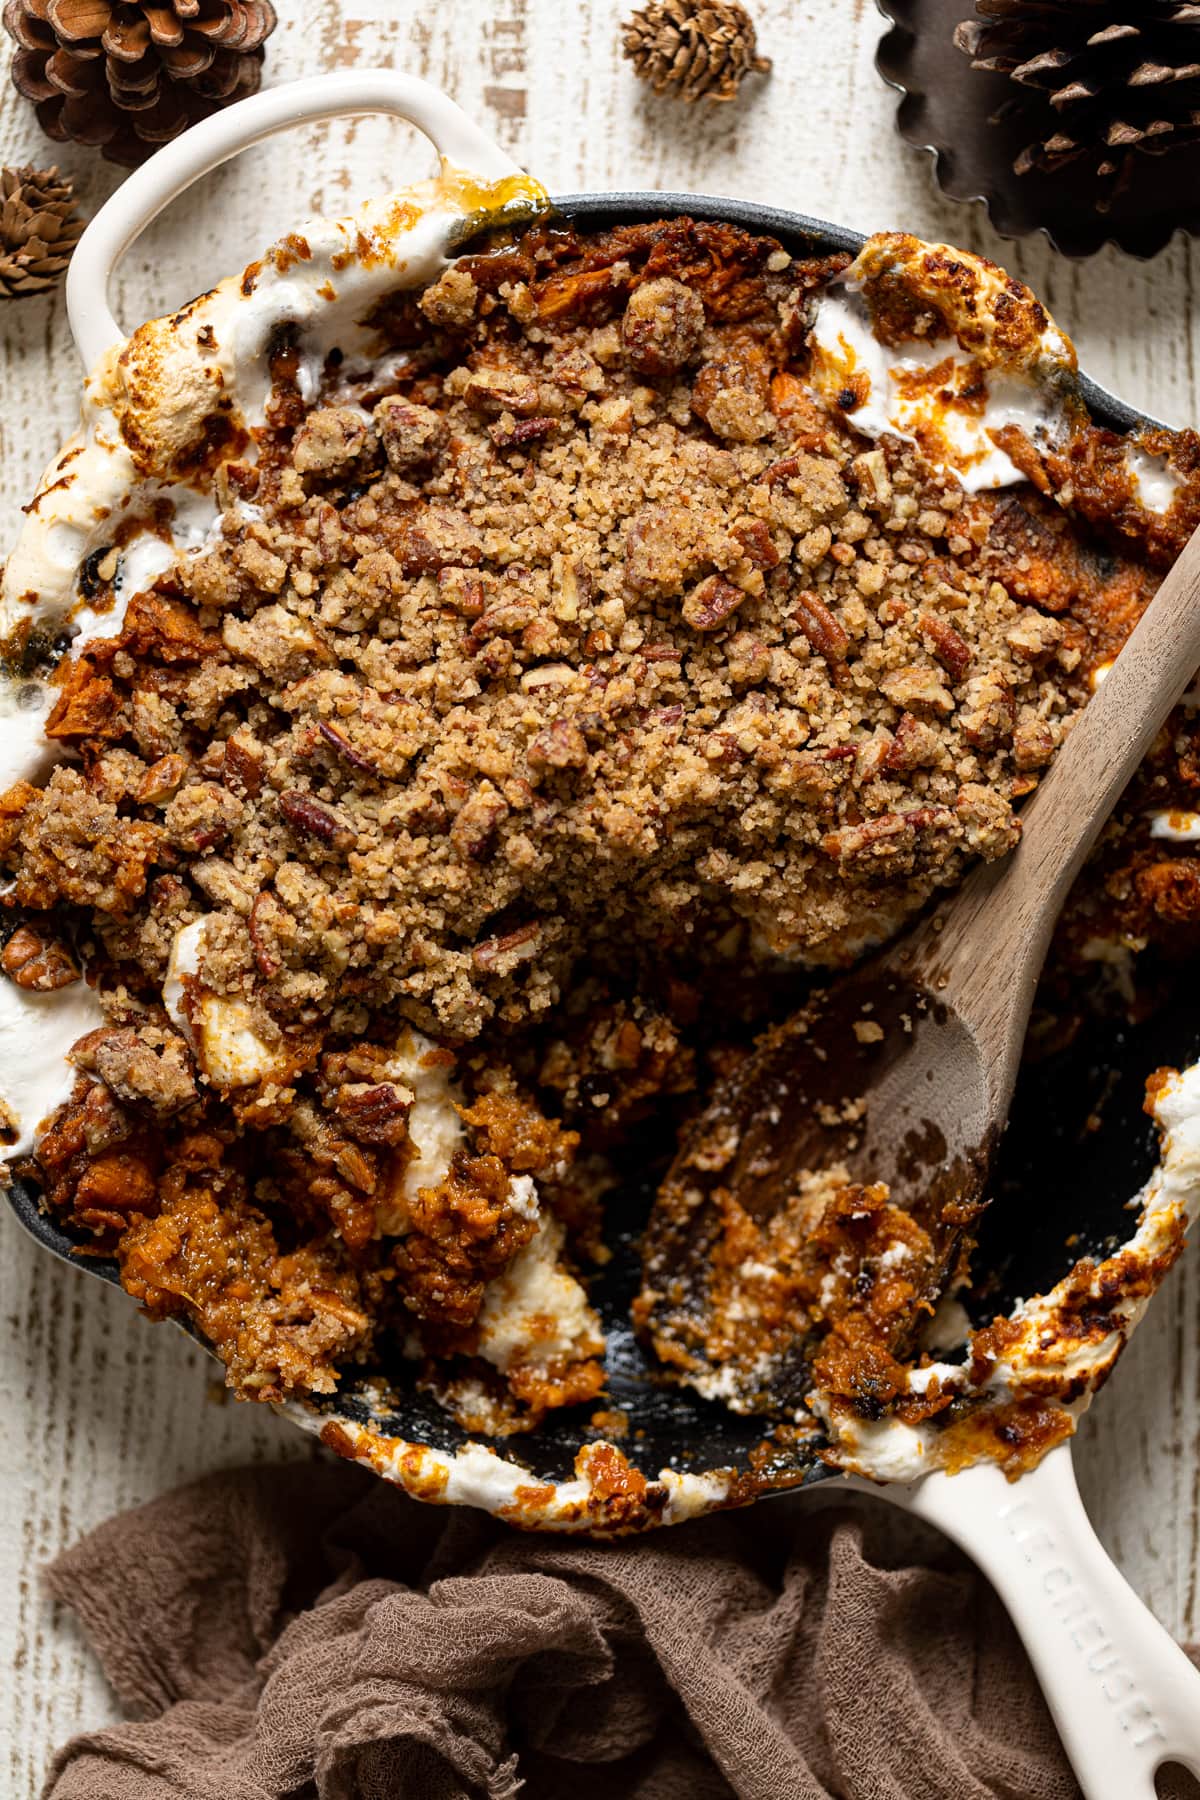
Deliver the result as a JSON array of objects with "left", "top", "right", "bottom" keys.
[{"left": 2, "top": 216, "right": 1197, "bottom": 1455}]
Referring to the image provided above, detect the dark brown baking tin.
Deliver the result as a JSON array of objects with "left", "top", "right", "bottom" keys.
[{"left": 877, "top": 0, "right": 1200, "bottom": 259}]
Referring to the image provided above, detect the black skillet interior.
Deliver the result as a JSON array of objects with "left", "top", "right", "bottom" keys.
[{"left": 5, "top": 192, "right": 1198, "bottom": 1494}]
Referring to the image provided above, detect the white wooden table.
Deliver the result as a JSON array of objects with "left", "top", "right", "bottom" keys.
[{"left": 2, "top": 2, "right": 1198, "bottom": 1788}]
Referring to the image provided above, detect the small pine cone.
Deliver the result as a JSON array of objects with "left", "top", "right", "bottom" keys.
[
  {"left": 623, "top": 0, "right": 771, "bottom": 104},
  {"left": 0, "top": 164, "right": 83, "bottom": 300},
  {"left": 955, "top": 1, "right": 1200, "bottom": 211},
  {"left": 4, "top": 0, "right": 278, "bottom": 169}
]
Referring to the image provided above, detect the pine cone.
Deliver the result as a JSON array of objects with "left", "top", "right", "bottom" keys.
[
  {"left": 4, "top": 0, "right": 277, "bottom": 168},
  {"left": 622, "top": 0, "right": 771, "bottom": 104},
  {"left": 955, "top": 1, "right": 1200, "bottom": 210},
  {"left": 0, "top": 163, "right": 82, "bottom": 298}
]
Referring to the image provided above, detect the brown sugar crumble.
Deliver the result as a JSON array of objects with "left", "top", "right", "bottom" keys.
[{"left": 2, "top": 215, "right": 1199, "bottom": 1450}]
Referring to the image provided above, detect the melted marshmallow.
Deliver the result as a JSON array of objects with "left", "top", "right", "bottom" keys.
[
  {"left": 1127, "top": 446, "right": 1181, "bottom": 515},
  {"left": 0, "top": 166, "right": 547, "bottom": 718},
  {"left": 507, "top": 1173, "right": 540, "bottom": 1220},
  {"left": 1149, "top": 809, "right": 1200, "bottom": 843},
  {"left": 0, "top": 973, "right": 104, "bottom": 1156},
  {"left": 0, "top": 485, "right": 226, "bottom": 796},
  {"left": 163, "top": 917, "right": 289, "bottom": 1089},
  {"left": 381, "top": 1028, "right": 466, "bottom": 1231},
  {"left": 0, "top": 679, "right": 60, "bottom": 791},
  {"left": 807, "top": 288, "right": 1069, "bottom": 493},
  {"left": 475, "top": 1215, "right": 604, "bottom": 1374}
]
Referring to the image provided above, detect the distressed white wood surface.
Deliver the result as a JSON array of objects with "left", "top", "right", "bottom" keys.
[{"left": 1, "top": 0, "right": 1198, "bottom": 1789}]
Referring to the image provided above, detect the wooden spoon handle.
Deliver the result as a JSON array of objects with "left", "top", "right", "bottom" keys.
[{"left": 907, "top": 519, "right": 1200, "bottom": 1076}]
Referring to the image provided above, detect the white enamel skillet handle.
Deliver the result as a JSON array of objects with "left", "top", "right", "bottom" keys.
[
  {"left": 66, "top": 70, "right": 522, "bottom": 369},
  {"left": 858, "top": 1446, "right": 1200, "bottom": 1798}
]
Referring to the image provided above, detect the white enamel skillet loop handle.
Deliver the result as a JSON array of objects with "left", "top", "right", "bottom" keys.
[
  {"left": 66, "top": 70, "right": 521, "bottom": 371},
  {"left": 871, "top": 1446, "right": 1200, "bottom": 1800}
]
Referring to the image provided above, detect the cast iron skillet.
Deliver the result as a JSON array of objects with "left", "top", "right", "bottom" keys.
[{"left": 7, "top": 187, "right": 1198, "bottom": 1496}]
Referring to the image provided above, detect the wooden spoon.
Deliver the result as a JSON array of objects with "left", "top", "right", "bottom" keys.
[{"left": 639, "top": 521, "right": 1200, "bottom": 1414}]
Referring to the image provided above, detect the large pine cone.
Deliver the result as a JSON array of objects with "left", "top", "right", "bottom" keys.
[
  {"left": 955, "top": 0, "right": 1200, "bottom": 210},
  {"left": 5, "top": 0, "right": 278, "bottom": 168}
]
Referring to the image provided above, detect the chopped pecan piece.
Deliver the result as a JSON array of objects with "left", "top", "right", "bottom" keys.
[
  {"left": 1012, "top": 717, "right": 1058, "bottom": 771},
  {"left": 293, "top": 406, "right": 371, "bottom": 476},
  {"left": 767, "top": 744, "right": 856, "bottom": 805},
  {"left": 919, "top": 612, "right": 973, "bottom": 682},
  {"left": 333, "top": 1082, "right": 412, "bottom": 1147},
  {"left": 761, "top": 453, "right": 805, "bottom": 487},
  {"left": 730, "top": 518, "right": 782, "bottom": 570},
  {"left": 278, "top": 789, "right": 355, "bottom": 851},
  {"left": 822, "top": 806, "right": 956, "bottom": 864},
  {"left": 490, "top": 415, "right": 558, "bottom": 451},
  {"left": 472, "top": 922, "right": 542, "bottom": 973},
  {"left": 883, "top": 712, "right": 944, "bottom": 773},
  {"left": 137, "top": 753, "right": 190, "bottom": 806},
  {"left": 469, "top": 599, "right": 537, "bottom": 644},
  {"left": 682, "top": 575, "right": 745, "bottom": 632},
  {"left": 1006, "top": 608, "right": 1065, "bottom": 662},
  {"left": 450, "top": 788, "right": 509, "bottom": 860},
  {"left": 438, "top": 567, "right": 487, "bottom": 618},
  {"left": 1, "top": 923, "right": 79, "bottom": 990},
  {"left": 317, "top": 720, "right": 378, "bottom": 775},
  {"left": 794, "top": 589, "right": 849, "bottom": 662},
  {"left": 222, "top": 731, "right": 265, "bottom": 798},
  {"left": 288, "top": 1100, "right": 378, "bottom": 1195},
  {"left": 880, "top": 665, "right": 955, "bottom": 715},
  {"left": 398, "top": 506, "right": 483, "bottom": 576},
  {"left": 72, "top": 1024, "right": 198, "bottom": 1115},
  {"left": 463, "top": 368, "right": 543, "bottom": 416},
  {"left": 527, "top": 718, "right": 588, "bottom": 771},
  {"left": 374, "top": 397, "right": 447, "bottom": 472},
  {"left": 959, "top": 672, "right": 1015, "bottom": 748}
]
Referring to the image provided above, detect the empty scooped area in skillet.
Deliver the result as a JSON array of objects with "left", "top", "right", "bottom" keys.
[{"left": 10, "top": 953, "right": 1197, "bottom": 1497}]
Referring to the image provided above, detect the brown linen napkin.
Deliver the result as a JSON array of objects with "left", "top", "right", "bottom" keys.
[{"left": 40, "top": 1459, "right": 1187, "bottom": 1800}]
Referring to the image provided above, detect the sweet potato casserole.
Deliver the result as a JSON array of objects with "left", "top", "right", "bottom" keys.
[{"left": 2, "top": 207, "right": 1199, "bottom": 1466}]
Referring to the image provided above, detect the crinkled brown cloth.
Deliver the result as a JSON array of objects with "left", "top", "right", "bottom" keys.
[{"left": 41, "top": 1460, "right": 1197, "bottom": 1800}]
